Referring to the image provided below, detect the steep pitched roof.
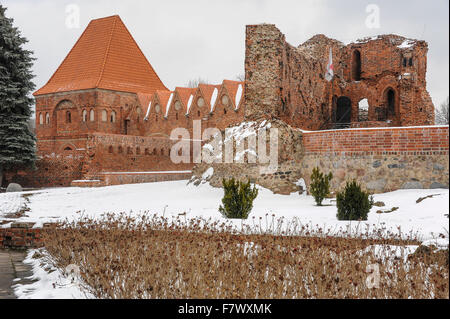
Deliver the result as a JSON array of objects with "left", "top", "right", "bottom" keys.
[
  {"left": 174, "top": 87, "right": 196, "bottom": 114},
  {"left": 197, "top": 84, "right": 221, "bottom": 112},
  {"left": 34, "top": 15, "right": 167, "bottom": 96},
  {"left": 224, "top": 80, "right": 245, "bottom": 110}
]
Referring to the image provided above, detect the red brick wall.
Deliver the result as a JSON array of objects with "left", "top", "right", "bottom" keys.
[
  {"left": 302, "top": 126, "right": 449, "bottom": 155},
  {"left": 84, "top": 133, "right": 194, "bottom": 176},
  {"left": 0, "top": 223, "right": 45, "bottom": 249}
]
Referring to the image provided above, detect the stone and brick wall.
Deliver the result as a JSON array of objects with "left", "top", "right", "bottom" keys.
[
  {"left": 192, "top": 122, "right": 449, "bottom": 194},
  {"left": 300, "top": 126, "right": 449, "bottom": 192}
]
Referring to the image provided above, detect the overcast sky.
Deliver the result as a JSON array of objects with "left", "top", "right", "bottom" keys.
[{"left": 3, "top": 0, "right": 449, "bottom": 109}]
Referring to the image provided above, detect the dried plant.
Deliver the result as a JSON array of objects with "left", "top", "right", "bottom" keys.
[{"left": 42, "top": 214, "right": 449, "bottom": 299}]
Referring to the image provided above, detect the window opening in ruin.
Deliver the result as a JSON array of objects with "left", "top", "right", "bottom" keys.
[
  {"left": 161, "top": 148, "right": 164, "bottom": 156},
  {"left": 408, "top": 58, "right": 413, "bottom": 67},
  {"left": 352, "top": 50, "right": 361, "bottom": 81},
  {"left": 82, "top": 110, "right": 87, "bottom": 122},
  {"left": 110, "top": 111, "right": 116, "bottom": 123},
  {"left": 90, "top": 109, "right": 95, "bottom": 122},
  {"left": 358, "top": 98, "right": 369, "bottom": 122},
  {"left": 64, "top": 146, "right": 72, "bottom": 151},
  {"left": 386, "top": 88, "right": 396, "bottom": 117},
  {"left": 108, "top": 146, "right": 114, "bottom": 153},
  {"left": 403, "top": 58, "right": 407, "bottom": 67},
  {"left": 39, "top": 113, "right": 43, "bottom": 125},
  {"left": 66, "top": 111, "right": 72, "bottom": 123},
  {"left": 336, "top": 96, "right": 352, "bottom": 125}
]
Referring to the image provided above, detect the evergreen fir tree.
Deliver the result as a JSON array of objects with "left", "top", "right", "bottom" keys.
[
  {"left": 0, "top": 5, "right": 36, "bottom": 187},
  {"left": 219, "top": 178, "right": 259, "bottom": 219}
]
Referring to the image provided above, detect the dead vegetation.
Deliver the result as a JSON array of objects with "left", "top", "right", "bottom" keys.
[{"left": 43, "top": 214, "right": 449, "bottom": 299}]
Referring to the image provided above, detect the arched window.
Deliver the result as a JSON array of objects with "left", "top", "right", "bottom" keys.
[
  {"left": 90, "top": 109, "right": 95, "bottom": 122},
  {"left": 110, "top": 111, "right": 116, "bottom": 123},
  {"left": 66, "top": 111, "right": 71, "bottom": 123},
  {"left": 352, "top": 50, "right": 361, "bottom": 81},
  {"left": 101, "top": 109, "right": 107, "bottom": 122},
  {"left": 39, "top": 113, "right": 43, "bottom": 125},
  {"left": 64, "top": 146, "right": 72, "bottom": 151},
  {"left": 224, "top": 108, "right": 227, "bottom": 115},
  {"left": 45, "top": 113, "right": 50, "bottom": 124},
  {"left": 108, "top": 146, "right": 114, "bottom": 154},
  {"left": 197, "top": 110, "right": 201, "bottom": 117},
  {"left": 176, "top": 113, "right": 179, "bottom": 120},
  {"left": 82, "top": 109, "right": 87, "bottom": 122},
  {"left": 153, "top": 148, "right": 157, "bottom": 155},
  {"left": 161, "top": 148, "right": 164, "bottom": 156}
]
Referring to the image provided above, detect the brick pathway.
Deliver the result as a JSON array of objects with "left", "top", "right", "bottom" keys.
[{"left": 0, "top": 249, "right": 34, "bottom": 299}]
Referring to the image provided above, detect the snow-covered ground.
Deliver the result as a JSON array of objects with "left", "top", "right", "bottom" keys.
[
  {"left": 2, "top": 181, "right": 447, "bottom": 299},
  {"left": 13, "top": 249, "right": 94, "bottom": 299},
  {"left": 0, "top": 180, "right": 448, "bottom": 242}
]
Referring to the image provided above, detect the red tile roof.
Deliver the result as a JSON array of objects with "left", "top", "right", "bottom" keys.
[
  {"left": 174, "top": 87, "right": 197, "bottom": 113},
  {"left": 222, "top": 80, "right": 244, "bottom": 107},
  {"left": 34, "top": 15, "right": 167, "bottom": 96}
]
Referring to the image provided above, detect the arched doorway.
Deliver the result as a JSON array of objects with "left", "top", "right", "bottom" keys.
[
  {"left": 336, "top": 97, "right": 352, "bottom": 125},
  {"left": 352, "top": 50, "right": 361, "bottom": 81}
]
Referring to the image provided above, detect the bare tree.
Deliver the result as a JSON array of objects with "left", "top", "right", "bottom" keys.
[
  {"left": 235, "top": 74, "right": 245, "bottom": 81},
  {"left": 185, "top": 77, "right": 209, "bottom": 88},
  {"left": 436, "top": 97, "right": 449, "bottom": 125}
]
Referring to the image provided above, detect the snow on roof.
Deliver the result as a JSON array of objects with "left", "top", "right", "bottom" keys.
[
  {"left": 164, "top": 92, "right": 174, "bottom": 118},
  {"left": 210, "top": 88, "right": 218, "bottom": 112},
  {"left": 144, "top": 101, "right": 152, "bottom": 121},
  {"left": 235, "top": 84, "right": 243, "bottom": 110},
  {"left": 186, "top": 94, "right": 194, "bottom": 115},
  {"left": 398, "top": 39, "right": 415, "bottom": 49}
]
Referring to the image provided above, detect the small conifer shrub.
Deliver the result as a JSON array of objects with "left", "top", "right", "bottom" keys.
[
  {"left": 309, "top": 167, "right": 333, "bottom": 206},
  {"left": 219, "top": 178, "right": 258, "bottom": 219},
  {"left": 336, "top": 180, "right": 374, "bottom": 221}
]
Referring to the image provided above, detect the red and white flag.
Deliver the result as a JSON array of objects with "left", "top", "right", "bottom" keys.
[{"left": 325, "top": 47, "right": 334, "bottom": 82}]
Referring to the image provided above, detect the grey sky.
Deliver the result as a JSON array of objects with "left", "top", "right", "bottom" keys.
[{"left": 3, "top": 0, "right": 449, "bottom": 109}]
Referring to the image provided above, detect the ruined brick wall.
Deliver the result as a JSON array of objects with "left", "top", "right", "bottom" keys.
[
  {"left": 4, "top": 152, "right": 85, "bottom": 188},
  {"left": 244, "top": 24, "right": 435, "bottom": 130}
]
